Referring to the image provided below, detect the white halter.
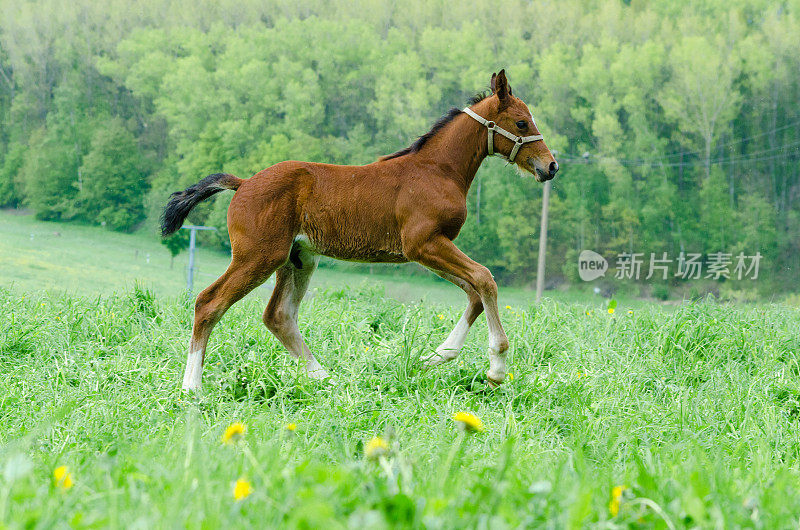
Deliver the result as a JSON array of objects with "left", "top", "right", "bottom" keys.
[{"left": 462, "top": 107, "right": 544, "bottom": 163}]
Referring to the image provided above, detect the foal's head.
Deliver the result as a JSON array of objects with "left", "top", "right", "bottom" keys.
[{"left": 479, "top": 70, "right": 558, "bottom": 182}]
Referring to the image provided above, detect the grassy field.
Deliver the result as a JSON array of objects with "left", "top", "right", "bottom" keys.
[
  {"left": 2, "top": 285, "right": 800, "bottom": 528},
  {"left": 0, "top": 210, "right": 654, "bottom": 311},
  {"left": 4, "top": 212, "right": 800, "bottom": 527}
]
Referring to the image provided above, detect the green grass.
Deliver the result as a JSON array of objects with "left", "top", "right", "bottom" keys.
[
  {"left": 2, "top": 283, "right": 800, "bottom": 527},
  {"left": 0, "top": 210, "right": 654, "bottom": 311},
  {"left": 5, "top": 211, "right": 800, "bottom": 527}
]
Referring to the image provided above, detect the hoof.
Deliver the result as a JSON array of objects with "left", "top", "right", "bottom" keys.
[
  {"left": 181, "top": 379, "right": 201, "bottom": 392},
  {"left": 486, "top": 370, "right": 505, "bottom": 387},
  {"left": 422, "top": 349, "right": 459, "bottom": 367},
  {"left": 307, "top": 368, "right": 330, "bottom": 380}
]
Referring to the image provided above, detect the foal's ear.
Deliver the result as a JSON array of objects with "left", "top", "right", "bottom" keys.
[
  {"left": 490, "top": 72, "right": 497, "bottom": 92},
  {"left": 495, "top": 69, "right": 510, "bottom": 100}
]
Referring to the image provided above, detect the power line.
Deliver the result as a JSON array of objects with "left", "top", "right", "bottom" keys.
[
  {"left": 641, "top": 117, "right": 800, "bottom": 162},
  {"left": 558, "top": 139, "right": 800, "bottom": 168},
  {"left": 554, "top": 118, "right": 800, "bottom": 165}
]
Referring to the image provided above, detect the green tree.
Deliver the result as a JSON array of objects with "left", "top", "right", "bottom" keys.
[
  {"left": 20, "top": 127, "right": 81, "bottom": 221},
  {"left": 161, "top": 231, "right": 189, "bottom": 269},
  {"left": 77, "top": 119, "right": 146, "bottom": 230}
]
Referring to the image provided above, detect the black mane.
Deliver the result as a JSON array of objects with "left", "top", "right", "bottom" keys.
[{"left": 379, "top": 91, "right": 490, "bottom": 161}]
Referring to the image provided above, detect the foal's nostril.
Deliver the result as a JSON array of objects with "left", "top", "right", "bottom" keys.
[{"left": 549, "top": 161, "right": 559, "bottom": 177}]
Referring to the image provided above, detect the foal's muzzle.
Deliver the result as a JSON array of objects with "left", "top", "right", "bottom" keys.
[{"left": 530, "top": 158, "right": 559, "bottom": 182}]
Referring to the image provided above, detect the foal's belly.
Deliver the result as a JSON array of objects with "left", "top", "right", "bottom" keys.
[{"left": 297, "top": 218, "right": 408, "bottom": 264}]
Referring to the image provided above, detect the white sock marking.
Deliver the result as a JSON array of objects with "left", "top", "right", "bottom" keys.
[{"left": 181, "top": 348, "right": 204, "bottom": 391}]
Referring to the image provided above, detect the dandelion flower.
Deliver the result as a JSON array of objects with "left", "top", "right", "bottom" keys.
[
  {"left": 608, "top": 307, "right": 615, "bottom": 314},
  {"left": 452, "top": 411, "right": 484, "bottom": 433},
  {"left": 508, "top": 372, "right": 514, "bottom": 381},
  {"left": 53, "top": 465, "right": 73, "bottom": 490},
  {"left": 233, "top": 478, "right": 253, "bottom": 501},
  {"left": 285, "top": 423, "right": 297, "bottom": 432},
  {"left": 437, "top": 314, "right": 444, "bottom": 320},
  {"left": 365, "top": 436, "right": 389, "bottom": 459},
  {"left": 505, "top": 305, "right": 512, "bottom": 310},
  {"left": 609, "top": 485, "right": 626, "bottom": 516},
  {"left": 222, "top": 422, "right": 246, "bottom": 445}
]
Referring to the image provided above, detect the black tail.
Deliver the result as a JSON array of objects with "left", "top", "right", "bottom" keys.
[{"left": 160, "top": 173, "right": 242, "bottom": 236}]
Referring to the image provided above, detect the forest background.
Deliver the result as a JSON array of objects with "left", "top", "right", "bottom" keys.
[{"left": 1, "top": 0, "right": 798, "bottom": 298}]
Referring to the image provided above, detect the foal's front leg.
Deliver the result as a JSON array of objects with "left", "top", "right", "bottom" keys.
[
  {"left": 407, "top": 236, "right": 509, "bottom": 384},
  {"left": 422, "top": 271, "right": 483, "bottom": 366}
]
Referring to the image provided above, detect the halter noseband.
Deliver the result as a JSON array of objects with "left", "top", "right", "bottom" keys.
[{"left": 462, "top": 107, "right": 544, "bottom": 163}]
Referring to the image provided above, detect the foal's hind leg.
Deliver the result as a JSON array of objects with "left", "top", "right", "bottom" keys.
[
  {"left": 263, "top": 243, "right": 328, "bottom": 380},
  {"left": 422, "top": 271, "right": 484, "bottom": 366},
  {"left": 182, "top": 257, "right": 278, "bottom": 391},
  {"left": 405, "top": 235, "right": 509, "bottom": 384}
]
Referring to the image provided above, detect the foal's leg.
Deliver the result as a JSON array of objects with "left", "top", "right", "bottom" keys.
[
  {"left": 421, "top": 271, "right": 484, "bottom": 366},
  {"left": 182, "top": 258, "right": 276, "bottom": 391},
  {"left": 407, "top": 236, "right": 509, "bottom": 384},
  {"left": 263, "top": 244, "right": 329, "bottom": 380}
]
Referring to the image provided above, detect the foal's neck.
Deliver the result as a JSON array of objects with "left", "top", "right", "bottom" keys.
[{"left": 413, "top": 103, "right": 494, "bottom": 195}]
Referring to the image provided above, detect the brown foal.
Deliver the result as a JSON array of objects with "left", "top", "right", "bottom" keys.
[{"left": 161, "top": 70, "right": 557, "bottom": 391}]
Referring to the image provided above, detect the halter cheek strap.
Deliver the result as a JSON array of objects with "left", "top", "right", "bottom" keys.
[{"left": 462, "top": 107, "right": 544, "bottom": 163}]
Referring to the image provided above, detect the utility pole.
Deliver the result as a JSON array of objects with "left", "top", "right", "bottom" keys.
[
  {"left": 181, "top": 225, "right": 217, "bottom": 292},
  {"left": 535, "top": 180, "right": 551, "bottom": 304}
]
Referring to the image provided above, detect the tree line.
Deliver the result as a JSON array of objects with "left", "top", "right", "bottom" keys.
[{"left": 1, "top": 0, "right": 798, "bottom": 296}]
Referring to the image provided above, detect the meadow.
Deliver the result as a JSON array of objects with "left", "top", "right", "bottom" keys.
[
  {"left": 0, "top": 211, "right": 590, "bottom": 307},
  {"left": 2, "top": 214, "right": 800, "bottom": 528}
]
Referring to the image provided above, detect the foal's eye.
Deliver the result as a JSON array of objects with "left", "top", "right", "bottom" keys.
[{"left": 516, "top": 120, "right": 528, "bottom": 130}]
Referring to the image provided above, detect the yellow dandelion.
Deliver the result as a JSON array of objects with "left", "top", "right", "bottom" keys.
[
  {"left": 437, "top": 314, "right": 444, "bottom": 320},
  {"left": 608, "top": 307, "right": 615, "bottom": 314},
  {"left": 53, "top": 465, "right": 73, "bottom": 490},
  {"left": 365, "top": 436, "right": 389, "bottom": 459},
  {"left": 364, "top": 345, "right": 369, "bottom": 352},
  {"left": 222, "top": 422, "right": 246, "bottom": 445},
  {"left": 505, "top": 305, "right": 512, "bottom": 310},
  {"left": 452, "top": 411, "right": 484, "bottom": 433},
  {"left": 508, "top": 372, "right": 514, "bottom": 381},
  {"left": 627, "top": 310, "right": 633, "bottom": 315},
  {"left": 609, "top": 485, "right": 626, "bottom": 517},
  {"left": 285, "top": 423, "right": 297, "bottom": 432},
  {"left": 233, "top": 478, "right": 253, "bottom": 501}
]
